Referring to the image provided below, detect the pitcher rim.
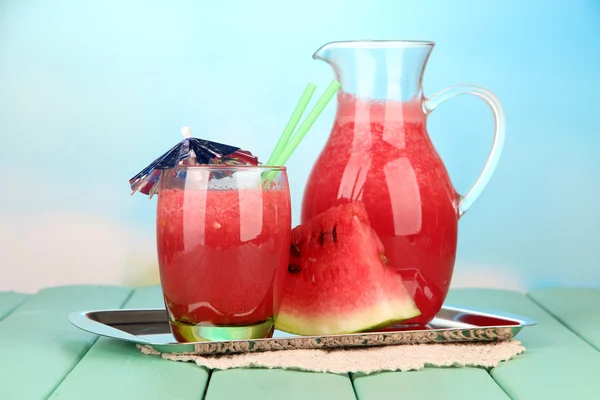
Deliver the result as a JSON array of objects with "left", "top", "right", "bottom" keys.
[{"left": 315, "top": 40, "right": 435, "bottom": 52}]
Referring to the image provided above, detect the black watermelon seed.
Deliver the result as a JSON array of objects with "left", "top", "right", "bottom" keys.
[
  {"left": 319, "top": 231, "right": 325, "bottom": 245},
  {"left": 290, "top": 244, "right": 301, "bottom": 258},
  {"left": 332, "top": 225, "right": 337, "bottom": 242},
  {"left": 288, "top": 264, "right": 302, "bottom": 274}
]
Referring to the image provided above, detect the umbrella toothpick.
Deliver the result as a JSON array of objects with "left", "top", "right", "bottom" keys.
[{"left": 129, "top": 127, "right": 259, "bottom": 197}]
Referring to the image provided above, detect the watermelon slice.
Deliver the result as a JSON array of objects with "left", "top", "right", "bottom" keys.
[{"left": 275, "top": 202, "right": 421, "bottom": 336}]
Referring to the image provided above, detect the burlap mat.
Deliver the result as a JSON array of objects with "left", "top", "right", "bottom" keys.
[{"left": 137, "top": 340, "right": 525, "bottom": 374}]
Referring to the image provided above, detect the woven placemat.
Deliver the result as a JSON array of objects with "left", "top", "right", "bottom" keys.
[{"left": 138, "top": 340, "right": 525, "bottom": 374}]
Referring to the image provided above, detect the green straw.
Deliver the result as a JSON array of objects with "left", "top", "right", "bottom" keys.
[
  {"left": 266, "top": 83, "right": 316, "bottom": 165},
  {"left": 273, "top": 79, "right": 340, "bottom": 166}
]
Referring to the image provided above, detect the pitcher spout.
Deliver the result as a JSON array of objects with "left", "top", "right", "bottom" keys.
[
  {"left": 312, "top": 42, "right": 334, "bottom": 62},
  {"left": 312, "top": 40, "right": 435, "bottom": 102}
]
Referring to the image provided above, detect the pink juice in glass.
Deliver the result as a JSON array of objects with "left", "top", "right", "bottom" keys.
[{"left": 156, "top": 166, "right": 291, "bottom": 342}]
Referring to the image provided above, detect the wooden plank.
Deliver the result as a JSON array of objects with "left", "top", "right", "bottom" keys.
[
  {"left": 528, "top": 288, "right": 600, "bottom": 352},
  {"left": 50, "top": 285, "right": 210, "bottom": 400},
  {"left": 0, "top": 292, "right": 29, "bottom": 320},
  {"left": 55, "top": 284, "right": 354, "bottom": 400},
  {"left": 353, "top": 368, "right": 509, "bottom": 400},
  {"left": 206, "top": 369, "right": 356, "bottom": 400},
  {"left": 351, "top": 294, "right": 511, "bottom": 399},
  {"left": 0, "top": 285, "right": 132, "bottom": 399},
  {"left": 445, "top": 288, "right": 600, "bottom": 399}
]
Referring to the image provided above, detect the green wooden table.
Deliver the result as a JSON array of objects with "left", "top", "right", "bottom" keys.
[{"left": 0, "top": 285, "right": 598, "bottom": 399}]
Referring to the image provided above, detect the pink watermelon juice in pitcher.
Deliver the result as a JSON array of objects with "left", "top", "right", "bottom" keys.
[
  {"left": 303, "top": 95, "right": 458, "bottom": 324},
  {"left": 302, "top": 40, "right": 505, "bottom": 325}
]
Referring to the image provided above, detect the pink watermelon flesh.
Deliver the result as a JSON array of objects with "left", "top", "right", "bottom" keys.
[{"left": 275, "top": 202, "right": 421, "bottom": 336}]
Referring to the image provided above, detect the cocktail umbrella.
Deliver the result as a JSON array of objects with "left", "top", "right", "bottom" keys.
[{"left": 129, "top": 127, "right": 259, "bottom": 197}]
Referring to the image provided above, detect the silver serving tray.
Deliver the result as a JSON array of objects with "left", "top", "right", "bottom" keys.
[{"left": 69, "top": 306, "right": 535, "bottom": 355}]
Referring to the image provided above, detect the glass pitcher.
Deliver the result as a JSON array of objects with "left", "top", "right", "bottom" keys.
[{"left": 302, "top": 40, "right": 505, "bottom": 325}]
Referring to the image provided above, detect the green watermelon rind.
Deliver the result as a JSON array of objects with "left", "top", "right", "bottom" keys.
[{"left": 274, "top": 299, "right": 421, "bottom": 336}]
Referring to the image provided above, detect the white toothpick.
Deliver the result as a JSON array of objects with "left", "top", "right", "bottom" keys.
[{"left": 180, "top": 126, "right": 197, "bottom": 165}]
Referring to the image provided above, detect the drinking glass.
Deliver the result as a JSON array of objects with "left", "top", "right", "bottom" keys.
[{"left": 156, "top": 165, "right": 291, "bottom": 342}]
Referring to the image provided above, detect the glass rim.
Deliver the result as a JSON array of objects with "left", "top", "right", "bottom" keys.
[
  {"left": 320, "top": 40, "right": 435, "bottom": 48},
  {"left": 164, "top": 164, "right": 287, "bottom": 172}
]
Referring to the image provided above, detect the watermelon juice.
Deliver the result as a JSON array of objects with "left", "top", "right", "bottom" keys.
[
  {"left": 156, "top": 166, "right": 291, "bottom": 342},
  {"left": 302, "top": 93, "right": 460, "bottom": 326}
]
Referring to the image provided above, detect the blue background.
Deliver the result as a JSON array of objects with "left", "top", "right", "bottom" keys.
[{"left": 1, "top": 0, "right": 598, "bottom": 291}]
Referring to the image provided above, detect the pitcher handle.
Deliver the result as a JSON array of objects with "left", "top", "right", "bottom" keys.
[{"left": 423, "top": 84, "right": 506, "bottom": 217}]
